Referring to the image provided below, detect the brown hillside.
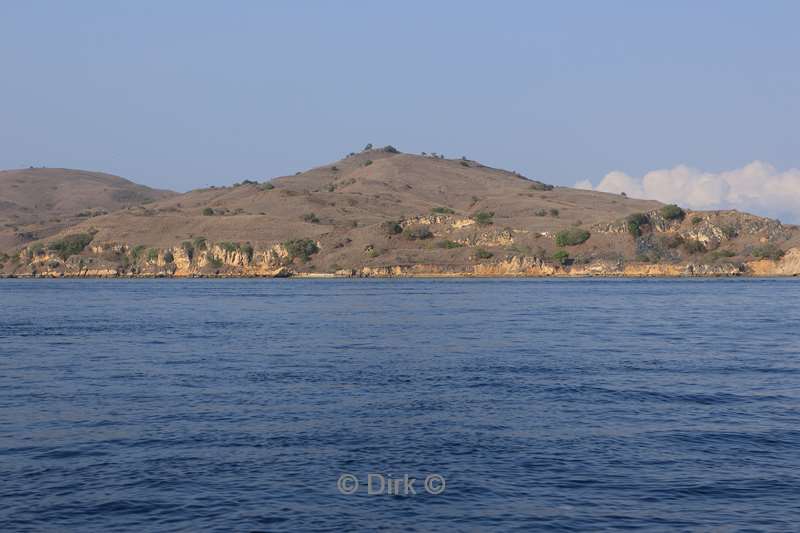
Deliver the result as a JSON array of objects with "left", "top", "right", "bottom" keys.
[
  {"left": 2, "top": 148, "right": 799, "bottom": 277},
  {"left": 0, "top": 168, "right": 175, "bottom": 251}
]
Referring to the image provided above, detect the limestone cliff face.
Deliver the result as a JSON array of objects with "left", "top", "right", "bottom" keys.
[
  {"left": 329, "top": 254, "right": 775, "bottom": 278},
  {"left": 457, "top": 228, "right": 516, "bottom": 247},
  {"left": 593, "top": 208, "right": 792, "bottom": 247},
  {"left": 747, "top": 248, "right": 800, "bottom": 276},
  {"left": 4, "top": 228, "right": 799, "bottom": 278}
]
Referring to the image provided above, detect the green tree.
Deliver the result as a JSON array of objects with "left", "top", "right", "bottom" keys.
[
  {"left": 660, "top": 204, "right": 686, "bottom": 221},
  {"left": 555, "top": 228, "right": 591, "bottom": 247},
  {"left": 553, "top": 250, "right": 570, "bottom": 265}
]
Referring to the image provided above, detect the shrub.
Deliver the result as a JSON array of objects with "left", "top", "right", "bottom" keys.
[
  {"left": 331, "top": 166, "right": 339, "bottom": 172},
  {"left": 48, "top": 233, "right": 93, "bottom": 260},
  {"left": 181, "top": 241, "right": 195, "bottom": 261},
  {"left": 259, "top": 182, "right": 275, "bottom": 190},
  {"left": 460, "top": 161, "right": 470, "bottom": 167},
  {"left": 436, "top": 240, "right": 463, "bottom": 249},
  {"left": 403, "top": 226, "right": 433, "bottom": 240},
  {"left": 691, "top": 216, "right": 703, "bottom": 225},
  {"left": 431, "top": 207, "right": 455, "bottom": 215},
  {"left": 548, "top": 208, "right": 560, "bottom": 217},
  {"left": 660, "top": 204, "right": 685, "bottom": 221},
  {"left": 475, "top": 248, "right": 493, "bottom": 259},
  {"left": 383, "top": 145, "right": 399, "bottom": 154},
  {"left": 530, "top": 181, "right": 554, "bottom": 191},
  {"left": 553, "top": 250, "right": 570, "bottom": 265},
  {"left": 627, "top": 213, "right": 650, "bottom": 237},
  {"left": 363, "top": 160, "right": 373, "bottom": 167},
  {"left": 192, "top": 237, "right": 207, "bottom": 250},
  {"left": 555, "top": 228, "right": 590, "bottom": 247},
  {"left": 751, "top": 244, "right": 785, "bottom": 261},
  {"left": 682, "top": 239, "right": 706, "bottom": 254},
  {"left": 147, "top": 248, "right": 159, "bottom": 262},
  {"left": 241, "top": 243, "right": 254, "bottom": 262},
  {"left": 163, "top": 250, "right": 175, "bottom": 263},
  {"left": 284, "top": 239, "right": 319, "bottom": 262},
  {"left": 708, "top": 249, "right": 736, "bottom": 262},
  {"left": 131, "top": 245, "right": 146, "bottom": 260},
  {"left": 720, "top": 224, "right": 737, "bottom": 239},
  {"left": 534, "top": 209, "right": 547, "bottom": 217},
  {"left": 381, "top": 221, "right": 403, "bottom": 235},
  {"left": 27, "top": 243, "right": 45, "bottom": 259},
  {"left": 219, "top": 242, "right": 239, "bottom": 253},
  {"left": 472, "top": 211, "right": 495, "bottom": 226},
  {"left": 363, "top": 143, "right": 373, "bottom": 151},
  {"left": 207, "top": 255, "right": 223, "bottom": 269},
  {"left": 302, "top": 213, "right": 320, "bottom": 223},
  {"left": 202, "top": 207, "right": 214, "bottom": 216}
]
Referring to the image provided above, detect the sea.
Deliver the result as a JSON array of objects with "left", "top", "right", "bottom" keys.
[{"left": 1, "top": 278, "right": 799, "bottom": 531}]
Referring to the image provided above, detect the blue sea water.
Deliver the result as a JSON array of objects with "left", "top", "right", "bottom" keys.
[{"left": 1, "top": 278, "right": 799, "bottom": 532}]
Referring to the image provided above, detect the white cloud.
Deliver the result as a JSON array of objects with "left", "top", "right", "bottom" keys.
[{"left": 576, "top": 161, "right": 800, "bottom": 223}]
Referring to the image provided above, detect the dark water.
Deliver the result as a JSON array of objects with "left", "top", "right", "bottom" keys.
[{"left": 1, "top": 279, "right": 799, "bottom": 532}]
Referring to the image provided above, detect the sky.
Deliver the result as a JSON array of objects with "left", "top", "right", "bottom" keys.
[{"left": 1, "top": 1, "right": 799, "bottom": 220}]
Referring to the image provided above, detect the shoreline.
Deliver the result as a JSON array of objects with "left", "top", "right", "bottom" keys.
[{"left": 2, "top": 272, "right": 797, "bottom": 280}]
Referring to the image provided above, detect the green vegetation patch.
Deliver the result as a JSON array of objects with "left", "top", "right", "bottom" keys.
[
  {"left": 381, "top": 221, "right": 403, "bottom": 235},
  {"left": 530, "top": 181, "right": 554, "bottom": 191},
  {"left": 555, "top": 228, "right": 591, "bottom": 247},
  {"left": 48, "top": 233, "right": 94, "bottom": 260},
  {"left": 181, "top": 241, "right": 195, "bottom": 261},
  {"left": 708, "top": 249, "right": 736, "bottom": 262},
  {"left": 627, "top": 212, "right": 650, "bottom": 237},
  {"left": 131, "top": 245, "right": 146, "bottom": 261},
  {"left": 472, "top": 211, "right": 495, "bottom": 226},
  {"left": 284, "top": 239, "right": 319, "bottom": 262},
  {"left": 302, "top": 213, "right": 320, "bottom": 224},
  {"left": 202, "top": 207, "right": 215, "bottom": 216},
  {"left": 751, "top": 244, "right": 785, "bottom": 261},
  {"left": 475, "top": 248, "right": 493, "bottom": 259},
  {"left": 241, "top": 243, "right": 254, "bottom": 262},
  {"left": 436, "top": 240, "right": 464, "bottom": 249},
  {"left": 682, "top": 239, "right": 706, "bottom": 254},
  {"left": 403, "top": 226, "right": 433, "bottom": 240},
  {"left": 553, "top": 250, "right": 570, "bottom": 265},
  {"left": 219, "top": 241, "right": 240, "bottom": 253},
  {"left": 431, "top": 207, "right": 455, "bottom": 215},
  {"left": 660, "top": 204, "right": 686, "bottom": 221}
]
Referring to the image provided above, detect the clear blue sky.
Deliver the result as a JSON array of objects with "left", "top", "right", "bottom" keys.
[{"left": 2, "top": 1, "right": 798, "bottom": 192}]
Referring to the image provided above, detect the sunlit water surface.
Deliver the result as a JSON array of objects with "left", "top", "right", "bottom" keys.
[{"left": 1, "top": 279, "right": 799, "bottom": 531}]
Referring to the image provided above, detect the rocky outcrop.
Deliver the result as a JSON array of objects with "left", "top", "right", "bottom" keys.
[{"left": 747, "top": 248, "right": 800, "bottom": 276}]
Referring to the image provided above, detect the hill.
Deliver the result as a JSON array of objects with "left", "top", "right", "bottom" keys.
[
  {"left": 0, "top": 168, "right": 176, "bottom": 251},
  {"left": 1, "top": 148, "right": 799, "bottom": 277}
]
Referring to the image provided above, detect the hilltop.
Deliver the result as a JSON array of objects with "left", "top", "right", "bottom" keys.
[{"left": 1, "top": 147, "right": 799, "bottom": 277}]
